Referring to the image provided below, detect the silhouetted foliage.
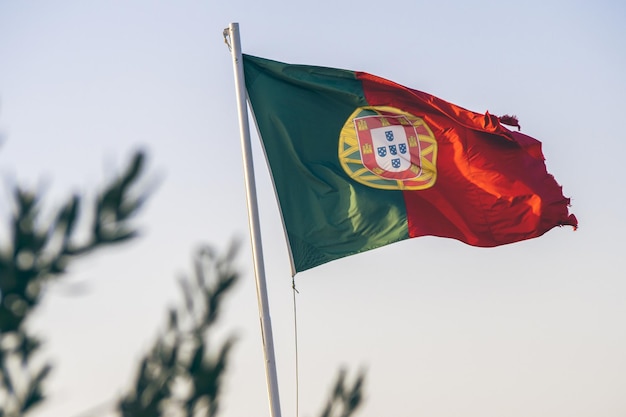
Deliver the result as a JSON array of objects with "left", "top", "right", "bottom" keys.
[
  {"left": 118, "top": 244, "right": 239, "bottom": 417},
  {"left": 118, "top": 242, "right": 365, "bottom": 417},
  {"left": 0, "top": 151, "right": 149, "bottom": 416},
  {"left": 318, "top": 369, "right": 365, "bottom": 417}
]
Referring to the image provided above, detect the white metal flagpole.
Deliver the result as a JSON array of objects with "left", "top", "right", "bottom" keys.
[{"left": 225, "top": 22, "right": 283, "bottom": 417}]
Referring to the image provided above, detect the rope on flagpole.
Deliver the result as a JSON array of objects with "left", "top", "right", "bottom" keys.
[
  {"left": 292, "top": 277, "right": 301, "bottom": 417},
  {"left": 223, "top": 28, "right": 232, "bottom": 51}
]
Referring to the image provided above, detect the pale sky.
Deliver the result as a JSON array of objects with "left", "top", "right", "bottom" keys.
[{"left": 1, "top": 1, "right": 625, "bottom": 417}]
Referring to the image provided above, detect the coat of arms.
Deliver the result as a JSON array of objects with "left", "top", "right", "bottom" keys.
[
  {"left": 354, "top": 114, "right": 422, "bottom": 180},
  {"left": 339, "top": 106, "right": 438, "bottom": 190}
]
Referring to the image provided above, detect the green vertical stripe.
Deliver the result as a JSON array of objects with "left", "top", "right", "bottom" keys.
[{"left": 243, "top": 55, "right": 409, "bottom": 272}]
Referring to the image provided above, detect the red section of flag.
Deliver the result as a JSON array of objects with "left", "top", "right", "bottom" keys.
[{"left": 357, "top": 72, "right": 577, "bottom": 246}]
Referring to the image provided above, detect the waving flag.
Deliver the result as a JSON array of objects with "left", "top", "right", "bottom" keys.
[{"left": 243, "top": 54, "right": 577, "bottom": 273}]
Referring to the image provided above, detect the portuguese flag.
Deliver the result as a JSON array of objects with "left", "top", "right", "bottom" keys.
[{"left": 243, "top": 54, "right": 577, "bottom": 274}]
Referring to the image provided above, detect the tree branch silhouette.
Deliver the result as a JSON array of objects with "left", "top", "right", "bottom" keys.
[{"left": 0, "top": 150, "right": 150, "bottom": 416}]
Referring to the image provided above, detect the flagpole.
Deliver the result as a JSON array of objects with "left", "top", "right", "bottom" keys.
[{"left": 225, "top": 22, "right": 283, "bottom": 417}]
